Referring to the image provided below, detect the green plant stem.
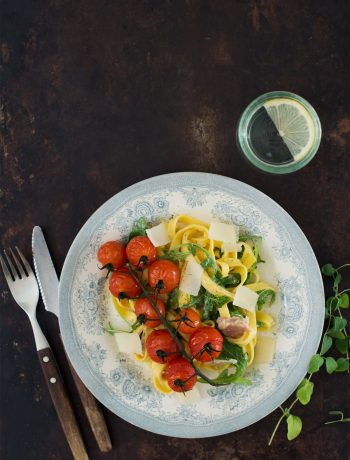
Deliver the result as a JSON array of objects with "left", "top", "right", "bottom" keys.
[
  {"left": 268, "top": 406, "right": 287, "bottom": 446},
  {"left": 337, "top": 264, "right": 350, "bottom": 271},
  {"left": 126, "top": 263, "right": 228, "bottom": 387}
]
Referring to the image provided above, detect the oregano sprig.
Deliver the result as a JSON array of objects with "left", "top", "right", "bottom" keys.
[{"left": 268, "top": 262, "right": 349, "bottom": 445}]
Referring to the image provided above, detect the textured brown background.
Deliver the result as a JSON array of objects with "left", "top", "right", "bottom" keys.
[{"left": 1, "top": 1, "right": 350, "bottom": 459}]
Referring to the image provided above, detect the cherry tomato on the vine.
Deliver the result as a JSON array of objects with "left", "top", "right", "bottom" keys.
[
  {"left": 97, "top": 241, "right": 126, "bottom": 269},
  {"left": 134, "top": 297, "right": 165, "bottom": 328},
  {"left": 174, "top": 308, "right": 200, "bottom": 334},
  {"left": 146, "top": 329, "right": 180, "bottom": 363},
  {"left": 189, "top": 327, "right": 223, "bottom": 362},
  {"left": 165, "top": 357, "right": 197, "bottom": 392},
  {"left": 148, "top": 260, "right": 180, "bottom": 293},
  {"left": 126, "top": 236, "right": 157, "bottom": 268},
  {"left": 109, "top": 269, "right": 141, "bottom": 298}
]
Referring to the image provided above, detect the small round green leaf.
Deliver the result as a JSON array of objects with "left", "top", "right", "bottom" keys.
[
  {"left": 339, "top": 293, "right": 349, "bottom": 309},
  {"left": 296, "top": 380, "right": 314, "bottom": 405},
  {"left": 322, "top": 264, "right": 335, "bottom": 276},
  {"left": 320, "top": 335, "right": 333, "bottom": 356},
  {"left": 308, "top": 354, "right": 324, "bottom": 374},
  {"left": 286, "top": 415, "right": 302, "bottom": 441},
  {"left": 325, "top": 357, "right": 338, "bottom": 374},
  {"left": 335, "top": 358, "right": 350, "bottom": 372},
  {"left": 335, "top": 338, "right": 348, "bottom": 354}
]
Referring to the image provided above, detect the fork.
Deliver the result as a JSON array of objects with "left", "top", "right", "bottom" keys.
[{"left": 0, "top": 248, "right": 89, "bottom": 460}]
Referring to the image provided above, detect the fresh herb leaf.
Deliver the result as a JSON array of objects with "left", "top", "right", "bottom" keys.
[
  {"left": 339, "top": 293, "right": 349, "bottom": 308},
  {"left": 219, "top": 340, "right": 248, "bottom": 378},
  {"left": 308, "top": 354, "right": 324, "bottom": 373},
  {"left": 296, "top": 379, "right": 314, "bottom": 405},
  {"left": 320, "top": 335, "right": 333, "bottom": 355},
  {"left": 198, "top": 368, "right": 251, "bottom": 385},
  {"left": 237, "top": 245, "right": 245, "bottom": 259},
  {"left": 128, "top": 217, "right": 148, "bottom": 241},
  {"left": 202, "top": 294, "right": 230, "bottom": 320},
  {"left": 239, "top": 235, "right": 262, "bottom": 243},
  {"left": 167, "top": 288, "right": 179, "bottom": 309},
  {"left": 256, "top": 320, "right": 264, "bottom": 328},
  {"left": 161, "top": 249, "right": 190, "bottom": 262},
  {"left": 214, "top": 271, "right": 241, "bottom": 288},
  {"left": 227, "top": 303, "right": 244, "bottom": 319},
  {"left": 244, "top": 272, "right": 253, "bottom": 285},
  {"left": 332, "top": 317, "right": 347, "bottom": 331},
  {"left": 286, "top": 415, "right": 302, "bottom": 441},
  {"left": 321, "top": 263, "right": 336, "bottom": 276},
  {"left": 335, "top": 338, "right": 348, "bottom": 354},
  {"left": 257, "top": 289, "right": 276, "bottom": 310},
  {"left": 104, "top": 321, "right": 131, "bottom": 335},
  {"left": 335, "top": 357, "right": 349, "bottom": 372},
  {"left": 325, "top": 356, "right": 338, "bottom": 374}
]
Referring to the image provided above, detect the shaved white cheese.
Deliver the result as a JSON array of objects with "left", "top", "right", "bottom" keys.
[
  {"left": 179, "top": 256, "right": 204, "bottom": 296},
  {"left": 209, "top": 221, "right": 239, "bottom": 243},
  {"left": 221, "top": 241, "right": 243, "bottom": 253},
  {"left": 254, "top": 335, "right": 275, "bottom": 364},
  {"left": 146, "top": 222, "right": 171, "bottom": 247},
  {"left": 115, "top": 333, "right": 142, "bottom": 355},
  {"left": 233, "top": 285, "right": 259, "bottom": 312}
]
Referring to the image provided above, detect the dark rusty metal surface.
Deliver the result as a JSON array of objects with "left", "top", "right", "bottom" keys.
[{"left": 1, "top": 1, "right": 349, "bottom": 459}]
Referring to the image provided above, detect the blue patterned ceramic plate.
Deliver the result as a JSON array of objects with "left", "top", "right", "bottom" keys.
[{"left": 59, "top": 172, "right": 324, "bottom": 438}]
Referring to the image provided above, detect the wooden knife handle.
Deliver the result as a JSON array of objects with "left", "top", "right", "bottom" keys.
[
  {"left": 60, "top": 337, "right": 112, "bottom": 453},
  {"left": 38, "top": 348, "right": 89, "bottom": 460}
]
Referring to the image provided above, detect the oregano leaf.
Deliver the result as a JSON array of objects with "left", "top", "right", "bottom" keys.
[
  {"left": 308, "top": 354, "right": 324, "bottom": 373},
  {"left": 325, "top": 357, "right": 338, "bottom": 374},
  {"left": 320, "top": 335, "right": 333, "bottom": 356},
  {"left": 296, "top": 379, "right": 314, "bottom": 405},
  {"left": 286, "top": 415, "right": 302, "bottom": 441}
]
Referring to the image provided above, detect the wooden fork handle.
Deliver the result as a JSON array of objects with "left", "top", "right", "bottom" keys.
[{"left": 38, "top": 347, "right": 89, "bottom": 460}]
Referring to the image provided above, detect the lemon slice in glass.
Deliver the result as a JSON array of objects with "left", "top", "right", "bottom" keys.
[{"left": 263, "top": 98, "right": 316, "bottom": 162}]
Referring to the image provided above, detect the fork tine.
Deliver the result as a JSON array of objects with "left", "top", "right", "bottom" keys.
[
  {"left": 3, "top": 250, "right": 18, "bottom": 280},
  {"left": 0, "top": 254, "right": 14, "bottom": 282},
  {"left": 15, "top": 247, "right": 32, "bottom": 276},
  {"left": 10, "top": 248, "right": 26, "bottom": 278}
]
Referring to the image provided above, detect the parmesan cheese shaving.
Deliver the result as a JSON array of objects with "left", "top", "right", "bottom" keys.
[
  {"left": 146, "top": 222, "right": 171, "bottom": 247},
  {"left": 233, "top": 285, "right": 259, "bottom": 312},
  {"left": 115, "top": 333, "right": 142, "bottom": 355},
  {"left": 208, "top": 221, "right": 239, "bottom": 243},
  {"left": 179, "top": 256, "right": 204, "bottom": 296}
]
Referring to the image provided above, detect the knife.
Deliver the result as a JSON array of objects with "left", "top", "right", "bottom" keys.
[{"left": 32, "top": 226, "right": 112, "bottom": 453}]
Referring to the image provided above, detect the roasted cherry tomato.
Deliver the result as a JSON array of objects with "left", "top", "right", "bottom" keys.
[
  {"left": 126, "top": 236, "right": 157, "bottom": 268},
  {"left": 165, "top": 357, "right": 197, "bottom": 392},
  {"left": 97, "top": 241, "right": 126, "bottom": 269},
  {"left": 189, "top": 327, "right": 223, "bottom": 362},
  {"left": 148, "top": 260, "right": 180, "bottom": 293},
  {"left": 146, "top": 329, "right": 180, "bottom": 363},
  {"left": 134, "top": 297, "right": 165, "bottom": 328},
  {"left": 109, "top": 269, "right": 141, "bottom": 298},
  {"left": 175, "top": 308, "right": 200, "bottom": 334}
]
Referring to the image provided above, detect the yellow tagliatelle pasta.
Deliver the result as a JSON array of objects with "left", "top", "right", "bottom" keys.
[{"left": 107, "top": 214, "right": 277, "bottom": 394}]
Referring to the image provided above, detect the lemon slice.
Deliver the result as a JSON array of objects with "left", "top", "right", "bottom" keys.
[{"left": 264, "top": 98, "right": 315, "bottom": 161}]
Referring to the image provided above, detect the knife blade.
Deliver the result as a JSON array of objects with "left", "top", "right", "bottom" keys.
[
  {"left": 32, "top": 226, "right": 60, "bottom": 317},
  {"left": 32, "top": 226, "right": 112, "bottom": 453}
]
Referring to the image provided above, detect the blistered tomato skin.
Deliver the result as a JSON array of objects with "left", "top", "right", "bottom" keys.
[
  {"left": 189, "top": 327, "right": 223, "bottom": 362},
  {"left": 109, "top": 270, "right": 141, "bottom": 298},
  {"left": 146, "top": 330, "right": 180, "bottom": 363},
  {"left": 175, "top": 308, "right": 201, "bottom": 335},
  {"left": 97, "top": 241, "right": 126, "bottom": 269},
  {"left": 134, "top": 297, "right": 165, "bottom": 328},
  {"left": 148, "top": 260, "right": 180, "bottom": 293},
  {"left": 165, "top": 358, "right": 197, "bottom": 392},
  {"left": 126, "top": 236, "right": 157, "bottom": 268}
]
